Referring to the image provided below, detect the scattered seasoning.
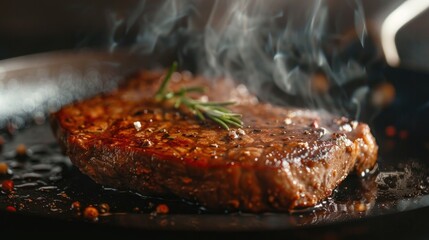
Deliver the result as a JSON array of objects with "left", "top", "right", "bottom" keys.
[
  {"left": 339, "top": 124, "right": 353, "bottom": 132},
  {"left": 0, "top": 163, "right": 9, "bottom": 175},
  {"left": 191, "top": 146, "right": 201, "bottom": 153},
  {"left": 385, "top": 125, "right": 396, "bottom": 137},
  {"left": 350, "top": 121, "right": 358, "bottom": 129},
  {"left": 59, "top": 192, "right": 69, "bottom": 199},
  {"left": 162, "top": 133, "right": 175, "bottom": 140},
  {"left": 133, "top": 121, "right": 142, "bottom": 131},
  {"left": 15, "top": 144, "right": 28, "bottom": 159},
  {"left": 199, "top": 95, "right": 209, "bottom": 102},
  {"left": 141, "top": 139, "right": 153, "bottom": 147},
  {"left": 209, "top": 143, "right": 219, "bottom": 148},
  {"left": 71, "top": 201, "right": 81, "bottom": 211},
  {"left": 83, "top": 206, "right": 99, "bottom": 221},
  {"left": 5, "top": 206, "right": 16, "bottom": 212},
  {"left": 181, "top": 177, "right": 192, "bottom": 184},
  {"left": 155, "top": 204, "right": 169, "bottom": 214},
  {"left": 158, "top": 128, "right": 168, "bottom": 133},
  {"left": 227, "top": 199, "right": 240, "bottom": 208},
  {"left": 2, "top": 179, "right": 14, "bottom": 193},
  {"left": 310, "top": 120, "right": 319, "bottom": 128},
  {"left": 99, "top": 203, "right": 110, "bottom": 214},
  {"left": 237, "top": 128, "right": 246, "bottom": 135},
  {"left": 345, "top": 145, "right": 354, "bottom": 153},
  {"left": 228, "top": 130, "right": 239, "bottom": 139},
  {"left": 354, "top": 202, "right": 367, "bottom": 212}
]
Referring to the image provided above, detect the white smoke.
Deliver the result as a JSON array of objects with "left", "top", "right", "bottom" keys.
[
  {"left": 105, "top": 0, "right": 372, "bottom": 119},
  {"left": 0, "top": 0, "right": 374, "bottom": 129}
]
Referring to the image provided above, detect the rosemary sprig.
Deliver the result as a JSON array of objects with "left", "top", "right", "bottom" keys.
[{"left": 155, "top": 62, "right": 243, "bottom": 130}]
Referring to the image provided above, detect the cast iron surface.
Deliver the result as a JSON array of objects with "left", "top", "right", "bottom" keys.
[{"left": 1, "top": 52, "right": 429, "bottom": 238}]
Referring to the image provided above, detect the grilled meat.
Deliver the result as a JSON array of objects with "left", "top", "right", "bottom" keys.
[{"left": 50, "top": 70, "right": 378, "bottom": 212}]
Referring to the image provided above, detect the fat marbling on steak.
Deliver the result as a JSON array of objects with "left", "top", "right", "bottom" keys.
[{"left": 50, "top": 70, "right": 378, "bottom": 212}]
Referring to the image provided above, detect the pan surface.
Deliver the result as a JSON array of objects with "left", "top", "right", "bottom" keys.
[{"left": 1, "top": 51, "right": 429, "bottom": 238}]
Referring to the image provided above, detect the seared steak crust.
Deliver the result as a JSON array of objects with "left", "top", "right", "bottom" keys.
[{"left": 51, "top": 70, "right": 378, "bottom": 212}]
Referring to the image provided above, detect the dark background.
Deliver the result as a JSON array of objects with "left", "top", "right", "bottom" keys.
[
  {"left": 0, "top": 0, "right": 131, "bottom": 59},
  {"left": 1, "top": 0, "right": 425, "bottom": 66}
]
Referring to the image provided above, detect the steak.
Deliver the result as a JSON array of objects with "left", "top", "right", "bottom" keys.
[{"left": 50, "top": 70, "right": 378, "bottom": 212}]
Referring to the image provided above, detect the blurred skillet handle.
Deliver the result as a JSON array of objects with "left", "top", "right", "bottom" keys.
[{"left": 378, "top": 0, "right": 429, "bottom": 70}]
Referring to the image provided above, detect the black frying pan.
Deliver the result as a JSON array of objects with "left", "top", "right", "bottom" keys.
[{"left": 1, "top": 51, "right": 429, "bottom": 239}]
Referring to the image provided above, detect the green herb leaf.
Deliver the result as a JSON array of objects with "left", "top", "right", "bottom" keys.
[
  {"left": 155, "top": 61, "right": 178, "bottom": 101},
  {"left": 155, "top": 63, "right": 243, "bottom": 130}
]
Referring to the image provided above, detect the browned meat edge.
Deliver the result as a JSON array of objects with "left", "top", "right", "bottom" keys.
[{"left": 50, "top": 70, "right": 378, "bottom": 212}]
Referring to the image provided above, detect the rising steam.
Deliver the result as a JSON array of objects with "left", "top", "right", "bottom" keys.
[{"left": 105, "top": 0, "right": 373, "bottom": 119}]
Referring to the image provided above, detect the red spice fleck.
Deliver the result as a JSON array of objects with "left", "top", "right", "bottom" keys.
[
  {"left": 227, "top": 199, "right": 240, "bottom": 208},
  {"left": 385, "top": 125, "right": 396, "bottom": 137},
  {"left": 354, "top": 202, "right": 367, "bottom": 212},
  {"left": 181, "top": 177, "right": 192, "bottom": 184},
  {"left": 2, "top": 179, "right": 14, "bottom": 193},
  {"left": 156, "top": 204, "right": 169, "bottom": 214},
  {"left": 71, "top": 201, "right": 81, "bottom": 211},
  {"left": 83, "top": 206, "right": 99, "bottom": 221},
  {"left": 6, "top": 206, "right": 16, "bottom": 212},
  {"left": 0, "top": 163, "right": 9, "bottom": 175},
  {"left": 15, "top": 144, "right": 28, "bottom": 158}
]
